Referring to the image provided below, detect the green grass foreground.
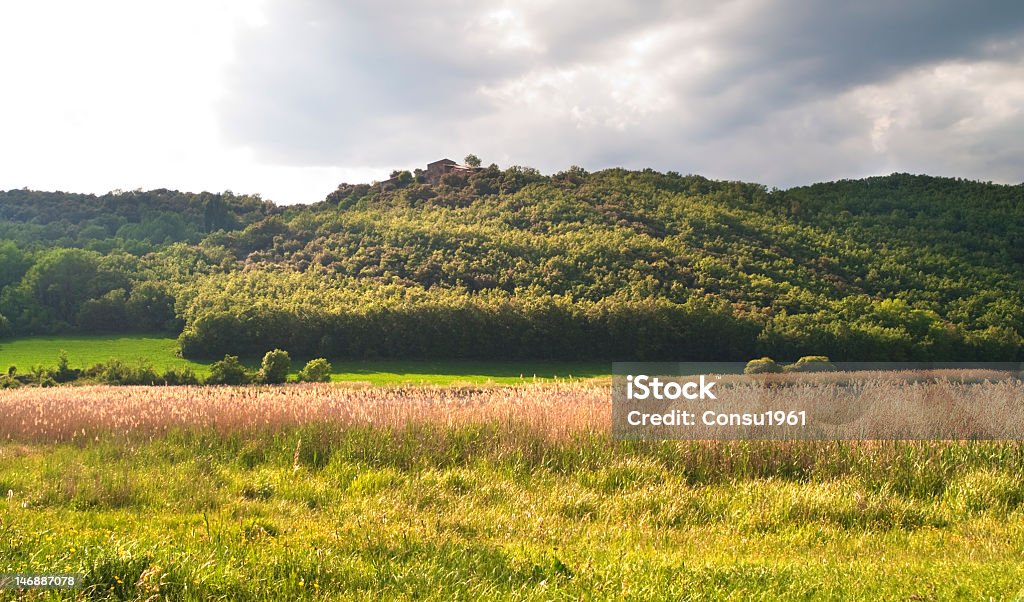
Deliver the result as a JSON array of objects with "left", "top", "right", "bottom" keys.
[
  {"left": 2, "top": 427, "right": 1024, "bottom": 600},
  {"left": 0, "top": 335, "right": 609, "bottom": 384}
]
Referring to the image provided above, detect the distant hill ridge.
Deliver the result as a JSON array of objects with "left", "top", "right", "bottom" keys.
[{"left": 0, "top": 170, "right": 1021, "bottom": 361}]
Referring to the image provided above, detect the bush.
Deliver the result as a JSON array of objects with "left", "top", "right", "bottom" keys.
[
  {"left": 744, "top": 357, "right": 783, "bottom": 374},
  {"left": 296, "top": 358, "right": 332, "bottom": 383},
  {"left": 52, "top": 350, "right": 81, "bottom": 383},
  {"left": 206, "top": 355, "right": 252, "bottom": 385},
  {"left": 90, "top": 359, "right": 161, "bottom": 385},
  {"left": 162, "top": 367, "right": 200, "bottom": 386},
  {"left": 784, "top": 356, "right": 837, "bottom": 373},
  {"left": 257, "top": 349, "right": 291, "bottom": 384}
]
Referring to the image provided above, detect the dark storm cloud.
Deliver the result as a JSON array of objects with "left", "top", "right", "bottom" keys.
[
  {"left": 219, "top": 0, "right": 1024, "bottom": 185},
  {"left": 718, "top": 1, "right": 1024, "bottom": 89}
]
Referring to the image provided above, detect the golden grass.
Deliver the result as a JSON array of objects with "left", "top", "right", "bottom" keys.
[
  {"left": 1, "top": 370, "right": 1020, "bottom": 443},
  {"left": 0, "top": 383, "right": 610, "bottom": 443}
]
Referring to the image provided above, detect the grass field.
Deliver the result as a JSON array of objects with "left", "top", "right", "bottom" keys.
[
  {"left": 1, "top": 383, "right": 1024, "bottom": 599},
  {"left": 0, "top": 335, "right": 609, "bottom": 385}
]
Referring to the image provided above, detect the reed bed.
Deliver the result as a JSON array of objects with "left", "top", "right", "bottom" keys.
[
  {"left": 621, "top": 374, "right": 1024, "bottom": 440},
  {"left": 1, "top": 372, "right": 1022, "bottom": 443},
  {"left": 0, "top": 383, "right": 610, "bottom": 443}
]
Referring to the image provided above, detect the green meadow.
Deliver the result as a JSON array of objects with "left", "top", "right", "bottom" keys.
[
  {"left": 2, "top": 427, "right": 1024, "bottom": 600},
  {"left": 0, "top": 335, "right": 609, "bottom": 385}
]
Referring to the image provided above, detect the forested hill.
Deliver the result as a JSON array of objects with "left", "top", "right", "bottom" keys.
[
  {"left": 0, "top": 169, "right": 1021, "bottom": 361},
  {"left": 0, "top": 188, "right": 274, "bottom": 250}
]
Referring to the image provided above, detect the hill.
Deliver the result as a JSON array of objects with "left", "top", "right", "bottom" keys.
[{"left": 0, "top": 168, "right": 1021, "bottom": 361}]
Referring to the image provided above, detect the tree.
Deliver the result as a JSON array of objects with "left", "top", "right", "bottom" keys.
[
  {"left": 257, "top": 349, "right": 291, "bottom": 384},
  {"left": 0, "top": 241, "right": 30, "bottom": 289},
  {"left": 126, "top": 282, "right": 178, "bottom": 332},
  {"left": 206, "top": 355, "right": 251, "bottom": 385},
  {"left": 297, "top": 358, "right": 332, "bottom": 382},
  {"left": 53, "top": 350, "right": 80, "bottom": 383},
  {"left": 21, "top": 248, "right": 104, "bottom": 323},
  {"left": 77, "top": 289, "right": 128, "bottom": 332},
  {"left": 204, "top": 196, "right": 231, "bottom": 232},
  {"left": 388, "top": 170, "right": 414, "bottom": 188},
  {"left": 464, "top": 154, "right": 481, "bottom": 168}
]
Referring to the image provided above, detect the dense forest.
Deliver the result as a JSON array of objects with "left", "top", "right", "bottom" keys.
[{"left": 0, "top": 167, "right": 1021, "bottom": 361}]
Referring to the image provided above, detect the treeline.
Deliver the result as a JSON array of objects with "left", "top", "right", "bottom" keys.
[
  {"left": 0, "top": 188, "right": 272, "bottom": 250},
  {"left": 1, "top": 168, "right": 1022, "bottom": 361},
  {"left": 175, "top": 272, "right": 1020, "bottom": 361},
  {"left": 0, "top": 349, "right": 331, "bottom": 388},
  {"left": 0, "top": 245, "right": 223, "bottom": 335},
  {"left": 0, "top": 188, "right": 269, "bottom": 334},
  {"left": 177, "top": 273, "right": 759, "bottom": 360}
]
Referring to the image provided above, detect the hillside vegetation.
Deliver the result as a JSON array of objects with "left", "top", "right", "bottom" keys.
[{"left": 0, "top": 168, "right": 1021, "bottom": 360}]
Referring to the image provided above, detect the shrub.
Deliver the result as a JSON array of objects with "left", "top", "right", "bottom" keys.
[
  {"left": 53, "top": 350, "right": 81, "bottom": 383},
  {"left": 90, "top": 359, "right": 161, "bottom": 385},
  {"left": 784, "top": 356, "right": 837, "bottom": 373},
  {"left": 257, "top": 349, "right": 291, "bottom": 384},
  {"left": 744, "top": 357, "right": 783, "bottom": 374},
  {"left": 206, "top": 355, "right": 252, "bottom": 385},
  {"left": 162, "top": 367, "right": 200, "bottom": 386},
  {"left": 296, "top": 358, "right": 332, "bottom": 383}
]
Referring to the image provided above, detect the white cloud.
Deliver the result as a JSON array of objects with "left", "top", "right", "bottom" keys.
[
  {"left": 846, "top": 60, "right": 1024, "bottom": 179},
  {"left": 1, "top": 0, "right": 1022, "bottom": 204},
  {"left": 0, "top": 0, "right": 380, "bottom": 203}
]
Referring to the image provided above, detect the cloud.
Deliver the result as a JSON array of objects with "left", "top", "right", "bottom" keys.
[
  {"left": 1, "top": 1, "right": 1020, "bottom": 204},
  {"left": 846, "top": 60, "right": 1024, "bottom": 180},
  {"left": 2, "top": 0, "right": 1015, "bottom": 204},
  {"left": 0, "top": 0, "right": 385, "bottom": 204},
  {"left": 213, "top": 0, "right": 1024, "bottom": 187}
]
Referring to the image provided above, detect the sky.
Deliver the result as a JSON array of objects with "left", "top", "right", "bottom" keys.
[{"left": 1, "top": 1, "right": 1022, "bottom": 205}]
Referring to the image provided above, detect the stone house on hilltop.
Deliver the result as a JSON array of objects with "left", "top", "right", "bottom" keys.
[
  {"left": 425, "top": 159, "right": 472, "bottom": 183},
  {"left": 380, "top": 158, "right": 483, "bottom": 189}
]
